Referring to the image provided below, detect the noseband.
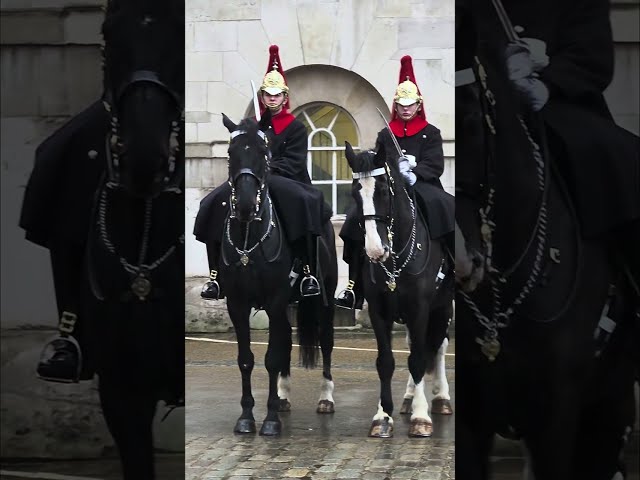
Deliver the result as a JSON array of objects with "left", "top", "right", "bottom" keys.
[
  {"left": 228, "top": 128, "right": 271, "bottom": 219},
  {"left": 103, "top": 69, "right": 184, "bottom": 193}
]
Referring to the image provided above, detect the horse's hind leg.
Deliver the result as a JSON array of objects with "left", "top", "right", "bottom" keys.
[
  {"left": 431, "top": 337, "right": 453, "bottom": 415},
  {"left": 227, "top": 301, "right": 256, "bottom": 434},
  {"left": 317, "top": 303, "right": 335, "bottom": 414},
  {"left": 98, "top": 379, "right": 157, "bottom": 480}
]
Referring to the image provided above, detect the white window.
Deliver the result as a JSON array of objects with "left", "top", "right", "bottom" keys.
[{"left": 294, "top": 103, "right": 360, "bottom": 217}]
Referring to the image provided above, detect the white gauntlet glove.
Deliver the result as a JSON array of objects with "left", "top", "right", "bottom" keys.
[
  {"left": 398, "top": 156, "right": 417, "bottom": 186},
  {"left": 505, "top": 41, "right": 550, "bottom": 112}
]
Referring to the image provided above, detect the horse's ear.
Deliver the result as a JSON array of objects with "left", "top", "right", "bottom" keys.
[
  {"left": 258, "top": 108, "right": 272, "bottom": 132},
  {"left": 345, "top": 141, "right": 356, "bottom": 168},
  {"left": 222, "top": 113, "right": 237, "bottom": 133}
]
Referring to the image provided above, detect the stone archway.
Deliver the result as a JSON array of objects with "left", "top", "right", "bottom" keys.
[{"left": 245, "top": 64, "right": 389, "bottom": 148}]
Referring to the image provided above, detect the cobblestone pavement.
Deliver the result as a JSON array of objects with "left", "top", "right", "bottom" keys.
[{"left": 186, "top": 329, "right": 456, "bottom": 480}]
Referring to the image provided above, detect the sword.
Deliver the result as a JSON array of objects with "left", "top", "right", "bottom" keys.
[
  {"left": 250, "top": 80, "right": 261, "bottom": 122},
  {"left": 375, "top": 107, "right": 404, "bottom": 158},
  {"left": 490, "top": 0, "right": 522, "bottom": 44}
]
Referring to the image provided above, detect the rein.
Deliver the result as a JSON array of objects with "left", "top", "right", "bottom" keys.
[
  {"left": 458, "top": 56, "right": 550, "bottom": 361},
  {"left": 354, "top": 162, "right": 419, "bottom": 291}
]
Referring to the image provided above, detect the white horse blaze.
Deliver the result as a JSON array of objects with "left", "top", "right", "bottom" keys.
[
  {"left": 410, "top": 380, "right": 432, "bottom": 423},
  {"left": 277, "top": 374, "right": 291, "bottom": 400},
  {"left": 358, "top": 177, "right": 386, "bottom": 261},
  {"left": 318, "top": 378, "right": 335, "bottom": 403}
]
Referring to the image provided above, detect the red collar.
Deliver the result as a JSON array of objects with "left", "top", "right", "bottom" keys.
[
  {"left": 389, "top": 116, "right": 428, "bottom": 137},
  {"left": 257, "top": 108, "right": 296, "bottom": 135},
  {"left": 270, "top": 110, "right": 296, "bottom": 134}
]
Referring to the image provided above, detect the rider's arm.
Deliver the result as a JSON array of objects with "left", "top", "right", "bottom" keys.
[
  {"left": 538, "top": 0, "right": 614, "bottom": 101},
  {"left": 269, "top": 120, "right": 308, "bottom": 181},
  {"left": 413, "top": 126, "right": 445, "bottom": 182}
]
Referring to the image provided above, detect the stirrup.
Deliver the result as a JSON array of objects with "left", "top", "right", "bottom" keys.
[
  {"left": 36, "top": 329, "right": 82, "bottom": 384},
  {"left": 300, "top": 265, "right": 321, "bottom": 297},
  {"left": 335, "top": 280, "right": 356, "bottom": 309},
  {"left": 201, "top": 270, "right": 220, "bottom": 300}
]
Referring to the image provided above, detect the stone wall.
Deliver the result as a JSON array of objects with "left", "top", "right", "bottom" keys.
[{"left": 184, "top": 0, "right": 456, "bottom": 281}]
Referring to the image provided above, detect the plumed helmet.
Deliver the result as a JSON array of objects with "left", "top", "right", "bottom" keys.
[
  {"left": 260, "top": 45, "right": 289, "bottom": 96},
  {"left": 393, "top": 55, "right": 423, "bottom": 106}
]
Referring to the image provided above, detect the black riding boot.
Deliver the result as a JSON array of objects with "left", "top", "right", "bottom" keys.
[
  {"left": 336, "top": 242, "right": 365, "bottom": 310},
  {"left": 299, "top": 234, "right": 321, "bottom": 297},
  {"left": 201, "top": 242, "right": 223, "bottom": 300}
]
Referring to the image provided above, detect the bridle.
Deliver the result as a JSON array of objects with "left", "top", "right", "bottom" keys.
[
  {"left": 227, "top": 128, "right": 271, "bottom": 220},
  {"left": 225, "top": 127, "right": 274, "bottom": 267},
  {"left": 353, "top": 159, "right": 418, "bottom": 291},
  {"left": 102, "top": 68, "right": 184, "bottom": 194}
]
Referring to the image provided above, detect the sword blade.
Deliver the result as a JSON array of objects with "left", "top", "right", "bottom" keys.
[
  {"left": 250, "top": 80, "right": 261, "bottom": 122},
  {"left": 375, "top": 107, "right": 404, "bottom": 158},
  {"left": 490, "top": 0, "right": 520, "bottom": 43}
]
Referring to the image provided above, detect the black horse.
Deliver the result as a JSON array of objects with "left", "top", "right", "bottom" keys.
[
  {"left": 454, "top": 19, "right": 638, "bottom": 480},
  {"left": 344, "top": 141, "right": 451, "bottom": 438},
  {"left": 219, "top": 111, "right": 338, "bottom": 436},
  {"left": 21, "top": 2, "right": 185, "bottom": 478}
]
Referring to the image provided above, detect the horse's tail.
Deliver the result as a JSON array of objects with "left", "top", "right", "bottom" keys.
[{"left": 296, "top": 295, "right": 322, "bottom": 368}]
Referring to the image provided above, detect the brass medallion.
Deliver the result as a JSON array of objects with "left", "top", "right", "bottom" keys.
[
  {"left": 478, "top": 337, "right": 500, "bottom": 362},
  {"left": 240, "top": 254, "right": 250, "bottom": 266},
  {"left": 131, "top": 273, "right": 152, "bottom": 301},
  {"left": 387, "top": 280, "right": 397, "bottom": 292}
]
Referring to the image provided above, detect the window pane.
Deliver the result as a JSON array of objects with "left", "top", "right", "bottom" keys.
[
  {"left": 332, "top": 111, "right": 358, "bottom": 145},
  {"left": 311, "top": 150, "right": 332, "bottom": 181},
  {"left": 336, "top": 150, "right": 353, "bottom": 181},
  {"left": 311, "top": 130, "right": 333, "bottom": 147},
  {"left": 337, "top": 184, "right": 353, "bottom": 215}
]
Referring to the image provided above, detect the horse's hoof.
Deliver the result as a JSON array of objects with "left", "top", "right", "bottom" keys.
[
  {"left": 233, "top": 418, "right": 256, "bottom": 434},
  {"left": 316, "top": 399, "right": 335, "bottom": 414},
  {"left": 431, "top": 398, "right": 453, "bottom": 415},
  {"left": 368, "top": 417, "right": 393, "bottom": 438},
  {"left": 278, "top": 399, "right": 291, "bottom": 412},
  {"left": 408, "top": 418, "right": 433, "bottom": 437},
  {"left": 259, "top": 420, "right": 282, "bottom": 436},
  {"left": 399, "top": 398, "right": 412, "bottom": 415}
]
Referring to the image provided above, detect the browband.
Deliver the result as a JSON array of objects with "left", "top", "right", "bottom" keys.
[
  {"left": 353, "top": 167, "right": 386, "bottom": 179},
  {"left": 230, "top": 129, "right": 267, "bottom": 141}
]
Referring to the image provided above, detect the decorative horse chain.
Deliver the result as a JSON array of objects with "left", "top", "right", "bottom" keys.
[
  {"left": 98, "top": 188, "right": 184, "bottom": 301},
  {"left": 458, "top": 57, "right": 549, "bottom": 361},
  {"left": 378, "top": 183, "right": 418, "bottom": 292},
  {"left": 225, "top": 195, "right": 275, "bottom": 267}
]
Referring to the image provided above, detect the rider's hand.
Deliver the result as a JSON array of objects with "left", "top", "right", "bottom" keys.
[
  {"left": 402, "top": 171, "right": 417, "bottom": 186},
  {"left": 511, "top": 76, "right": 550, "bottom": 112}
]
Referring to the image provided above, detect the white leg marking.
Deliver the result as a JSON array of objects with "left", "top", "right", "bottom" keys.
[
  {"left": 372, "top": 401, "right": 394, "bottom": 424},
  {"left": 404, "top": 374, "right": 416, "bottom": 400},
  {"left": 432, "top": 337, "right": 451, "bottom": 400},
  {"left": 318, "top": 378, "right": 335, "bottom": 404},
  {"left": 277, "top": 374, "right": 291, "bottom": 400},
  {"left": 359, "top": 177, "right": 387, "bottom": 261},
  {"left": 410, "top": 380, "right": 432, "bottom": 423}
]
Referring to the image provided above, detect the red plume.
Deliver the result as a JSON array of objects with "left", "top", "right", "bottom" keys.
[{"left": 390, "top": 55, "right": 426, "bottom": 123}]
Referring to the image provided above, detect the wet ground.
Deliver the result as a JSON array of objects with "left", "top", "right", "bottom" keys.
[{"left": 185, "top": 329, "right": 455, "bottom": 480}]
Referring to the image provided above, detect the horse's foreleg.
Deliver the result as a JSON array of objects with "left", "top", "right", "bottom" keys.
[
  {"left": 98, "top": 380, "right": 156, "bottom": 480},
  {"left": 368, "top": 305, "right": 395, "bottom": 438},
  {"left": 400, "top": 329, "right": 418, "bottom": 415},
  {"left": 317, "top": 304, "right": 335, "bottom": 414},
  {"left": 431, "top": 337, "right": 454, "bottom": 415},
  {"left": 407, "top": 312, "right": 433, "bottom": 437},
  {"left": 228, "top": 301, "right": 256, "bottom": 434}
]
